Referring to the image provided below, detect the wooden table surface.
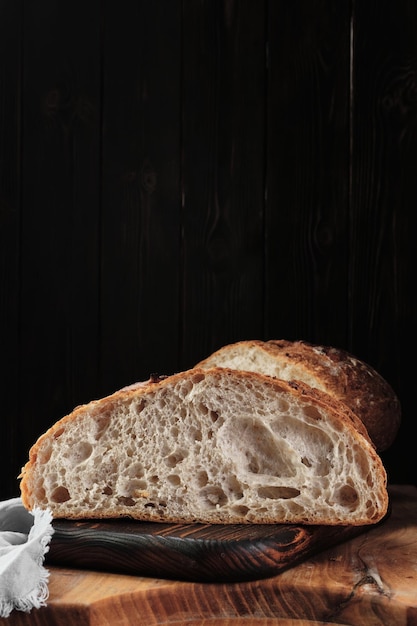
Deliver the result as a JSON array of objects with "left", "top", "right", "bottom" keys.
[{"left": 2, "top": 485, "right": 417, "bottom": 626}]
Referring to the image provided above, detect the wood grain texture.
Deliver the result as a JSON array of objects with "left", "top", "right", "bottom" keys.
[
  {"left": 17, "top": 0, "right": 102, "bottom": 488},
  {"left": 265, "top": 0, "right": 351, "bottom": 345},
  {"left": 349, "top": 0, "right": 417, "bottom": 492},
  {"left": 46, "top": 517, "right": 368, "bottom": 583},
  {"left": 1, "top": 485, "right": 416, "bottom": 626},
  {"left": 181, "top": 0, "right": 267, "bottom": 365},
  {"left": 0, "top": 0, "right": 22, "bottom": 497},
  {"left": 99, "top": 0, "right": 182, "bottom": 392}
]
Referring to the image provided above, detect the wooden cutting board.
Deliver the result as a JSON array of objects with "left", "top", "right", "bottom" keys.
[
  {"left": 1, "top": 485, "right": 417, "bottom": 626},
  {"left": 45, "top": 515, "right": 370, "bottom": 583}
]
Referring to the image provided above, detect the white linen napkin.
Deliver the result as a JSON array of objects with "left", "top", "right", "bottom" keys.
[{"left": 0, "top": 498, "right": 54, "bottom": 618}]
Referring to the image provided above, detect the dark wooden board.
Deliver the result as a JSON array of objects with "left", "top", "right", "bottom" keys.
[{"left": 46, "top": 517, "right": 373, "bottom": 583}]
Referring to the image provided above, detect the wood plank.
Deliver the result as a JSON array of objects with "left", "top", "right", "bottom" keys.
[
  {"left": 99, "top": 0, "right": 182, "bottom": 393},
  {"left": 350, "top": 0, "right": 417, "bottom": 486},
  {"left": 181, "top": 0, "right": 267, "bottom": 367},
  {"left": 17, "top": 0, "right": 102, "bottom": 487},
  {"left": 1, "top": 485, "right": 415, "bottom": 626},
  {"left": 0, "top": 0, "right": 22, "bottom": 500},
  {"left": 265, "top": 0, "right": 351, "bottom": 345}
]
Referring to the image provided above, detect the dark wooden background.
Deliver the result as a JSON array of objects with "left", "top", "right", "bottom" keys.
[{"left": 1, "top": 0, "right": 416, "bottom": 500}]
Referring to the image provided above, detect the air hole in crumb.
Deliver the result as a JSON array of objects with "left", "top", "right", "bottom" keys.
[
  {"left": 210, "top": 411, "right": 219, "bottom": 422},
  {"left": 164, "top": 450, "right": 187, "bottom": 468},
  {"left": 128, "top": 462, "right": 144, "bottom": 479},
  {"left": 198, "top": 403, "right": 209, "bottom": 415},
  {"left": 34, "top": 487, "right": 46, "bottom": 501},
  {"left": 286, "top": 501, "right": 305, "bottom": 515},
  {"left": 136, "top": 399, "right": 146, "bottom": 413},
  {"left": 366, "top": 499, "right": 374, "bottom": 515},
  {"left": 38, "top": 447, "right": 52, "bottom": 464},
  {"left": 117, "top": 496, "right": 135, "bottom": 506},
  {"left": 51, "top": 486, "right": 71, "bottom": 503},
  {"left": 191, "top": 372, "right": 205, "bottom": 384},
  {"left": 180, "top": 380, "right": 194, "bottom": 395},
  {"left": 196, "top": 470, "right": 208, "bottom": 487},
  {"left": 53, "top": 428, "right": 65, "bottom": 439},
  {"left": 337, "top": 485, "right": 358, "bottom": 510},
  {"left": 167, "top": 474, "right": 181, "bottom": 486},
  {"left": 94, "top": 415, "right": 111, "bottom": 440},
  {"left": 222, "top": 417, "right": 297, "bottom": 478},
  {"left": 252, "top": 507, "right": 267, "bottom": 517},
  {"left": 277, "top": 399, "right": 290, "bottom": 412},
  {"left": 66, "top": 441, "right": 92, "bottom": 464},
  {"left": 232, "top": 505, "right": 249, "bottom": 517},
  {"left": 156, "top": 396, "right": 167, "bottom": 410},
  {"left": 102, "top": 486, "right": 113, "bottom": 495},
  {"left": 301, "top": 456, "right": 312, "bottom": 467},
  {"left": 257, "top": 486, "right": 300, "bottom": 500},
  {"left": 200, "top": 485, "right": 227, "bottom": 509},
  {"left": 303, "top": 405, "right": 322, "bottom": 421},
  {"left": 247, "top": 457, "right": 261, "bottom": 474},
  {"left": 225, "top": 475, "right": 243, "bottom": 499},
  {"left": 188, "top": 427, "right": 202, "bottom": 442},
  {"left": 132, "top": 480, "right": 148, "bottom": 491}
]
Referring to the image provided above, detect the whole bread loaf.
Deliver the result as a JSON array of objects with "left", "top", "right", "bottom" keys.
[
  {"left": 20, "top": 367, "right": 388, "bottom": 525},
  {"left": 195, "top": 340, "right": 401, "bottom": 452}
]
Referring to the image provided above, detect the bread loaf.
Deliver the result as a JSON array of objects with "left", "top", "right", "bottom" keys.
[
  {"left": 195, "top": 340, "right": 401, "bottom": 452},
  {"left": 20, "top": 367, "right": 388, "bottom": 526}
]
